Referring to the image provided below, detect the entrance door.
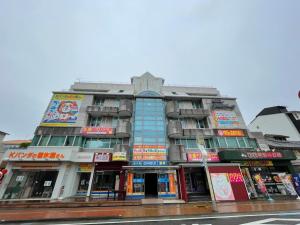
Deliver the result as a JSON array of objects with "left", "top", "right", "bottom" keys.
[{"left": 145, "top": 173, "right": 158, "bottom": 197}]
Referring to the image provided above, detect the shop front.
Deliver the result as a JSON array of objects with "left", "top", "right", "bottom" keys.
[
  {"left": 0, "top": 148, "right": 73, "bottom": 200},
  {"left": 218, "top": 150, "right": 298, "bottom": 199},
  {"left": 124, "top": 167, "right": 178, "bottom": 199},
  {"left": 90, "top": 152, "right": 127, "bottom": 199}
]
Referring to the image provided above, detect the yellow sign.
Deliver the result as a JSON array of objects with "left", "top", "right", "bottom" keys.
[
  {"left": 112, "top": 152, "right": 127, "bottom": 161},
  {"left": 78, "top": 164, "right": 93, "bottom": 172}
]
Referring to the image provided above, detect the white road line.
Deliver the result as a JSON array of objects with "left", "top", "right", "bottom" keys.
[
  {"left": 240, "top": 218, "right": 300, "bottom": 225},
  {"left": 44, "top": 212, "right": 300, "bottom": 225}
]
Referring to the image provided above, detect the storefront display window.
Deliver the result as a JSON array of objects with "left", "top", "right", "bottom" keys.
[
  {"left": 158, "top": 174, "right": 169, "bottom": 193},
  {"left": 133, "top": 174, "right": 144, "bottom": 193},
  {"left": 92, "top": 171, "right": 117, "bottom": 192},
  {"left": 77, "top": 173, "right": 91, "bottom": 193},
  {"left": 4, "top": 170, "right": 58, "bottom": 199}
]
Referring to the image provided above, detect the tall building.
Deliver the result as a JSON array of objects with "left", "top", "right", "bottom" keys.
[
  {"left": 0, "top": 73, "right": 297, "bottom": 201},
  {"left": 0, "top": 131, "right": 8, "bottom": 166}
]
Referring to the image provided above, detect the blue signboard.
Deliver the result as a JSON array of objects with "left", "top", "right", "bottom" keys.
[{"left": 292, "top": 173, "right": 300, "bottom": 195}]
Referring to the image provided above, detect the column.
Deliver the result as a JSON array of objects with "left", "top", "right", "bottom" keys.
[
  {"left": 179, "top": 166, "right": 188, "bottom": 202},
  {"left": 87, "top": 164, "right": 95, "bottom": 197}
]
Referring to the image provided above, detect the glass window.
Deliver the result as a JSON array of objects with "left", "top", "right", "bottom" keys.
[
  {"left": 94, "top": 98, "right": 104, "bottom": 106},
  {"left": 196, "top": 119, "right": 205, "bottom": 128},
  {"left": 192, "top": 101, "right": 202, "bottom": 109},
  {"left": 204, "top": 139, "right": 213, "bottom": 149},
  {"left": 31, "top": 135, "right": 41, "bottom": 146},
  {"left": 217, "top": 137, "right": 226, "bottom": 148},
  {"left": 74, "top": 136, "right": 82, "bottom": 146},
  {"left": 65, "top": 136, "right": 75, "bottom": 146},
  {"left": 237, "top": 137, "right": 246, "bottom": 148},
  {"left": 187, "top": 139, "right": 198, "bottom": 148},
  {"left": 248, "top": 139, "right": 258, "bottom": 148},
  {"left": 38, "top": 135, "right": 50, "bottom": 146},
  {"left": 226, "top": 137, "right": 239, "bottom": 148},
  {"left": 48, "top": 136, "right": 66, "bottom": 146}
]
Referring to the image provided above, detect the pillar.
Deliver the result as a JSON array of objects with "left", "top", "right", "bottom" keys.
[{"left": 179, "top": 166, "right": 188, "bottom": 202}]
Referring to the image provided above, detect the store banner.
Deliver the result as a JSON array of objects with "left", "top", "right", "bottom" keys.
[
  {"left": 186, "top": 151, "right": 220, "bottom": 162},
  {"left": 239, "top": 161, "right": 273, "bottom": 167},
  {"left": 292, "top": 173, "right": 300, "bottom": 195},
  {"left": 72, "top": 152, "right": 94, "bottom": 162},
  {"left": 208, "top": 165, "right": 249, "bottom": 201},
  {"left": 278, "top": 173, "right": 297, "bottom": 195},
  {"left": 41, "top": 94, "right": 84, "bottom": 127},
  {"left": 210, "top": 173, "right": 235, "bottom": 201},
  {"left": 212, "top": 110, "right": 240, "bottom": 128},
  {"left": 169, "top": 173, "right": 176, "bottom": 194},
  {"left": 3, "top": 149, "right": 73, "bottom": 161},
  {"left": 217, "top": 129, "right": 244, "bottom": 137},
  {"left": 132, "top": 145, "right": 167, "bottom": 166},
  {"left": 126, "top": 173, "right": 133, "bottom": 194},
  {"left": 112, "top": 152, "right": 127, "bottom": 161},
  {"left": 94, "top": 153, "right": 111, "bottom": 162},
  {"left": 78, "top": 164, "right": 93, "bottom": 172},
  {"left": 80, "top": 127, "right": 114, "bottom": 135}
]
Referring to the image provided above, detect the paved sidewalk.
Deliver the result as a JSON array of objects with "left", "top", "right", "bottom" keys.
[{"left": 1, "top": 200, "right": 300, "bottom": 223}]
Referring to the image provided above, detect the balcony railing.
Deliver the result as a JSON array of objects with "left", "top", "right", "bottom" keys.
[
  {"left": 166, "top": 101, "right": 210, "bottom": 118},
  {"left": 167, "top": 120, "right": 183, "bottom": 138},
  {"left": 115, "top": 121, "right": 131, "bottom": 138}
]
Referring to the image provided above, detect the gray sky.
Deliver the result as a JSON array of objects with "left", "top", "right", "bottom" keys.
[{"left": 0, "top": 0, "right": 299, "bottom": 140}]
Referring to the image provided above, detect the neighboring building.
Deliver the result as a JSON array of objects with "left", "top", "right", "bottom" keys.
[
  {"left": 249, "top": 106, "right": 300, "bottom": 141},
  {"left": 0, "top": 73, "right": 297, "bottom": 201},
  {"left": 3, "top": 140, "right": 32, "bottom": 150},
  {"left": 0, "top": 131, "right": 8, "bottom": 165}
]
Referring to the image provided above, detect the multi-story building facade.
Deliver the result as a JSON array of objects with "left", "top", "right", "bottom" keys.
[{"left": 0, "top": 73, "right": 297, "bottom": 201}]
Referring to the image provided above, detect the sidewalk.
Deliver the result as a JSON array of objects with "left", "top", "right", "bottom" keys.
[{"left": 1, "top": 200, "right": 300, "bottom": 223}]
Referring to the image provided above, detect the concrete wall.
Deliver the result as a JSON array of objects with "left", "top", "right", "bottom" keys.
[{"left": 249, "top": 114, "right": 300, "bottom": 141}]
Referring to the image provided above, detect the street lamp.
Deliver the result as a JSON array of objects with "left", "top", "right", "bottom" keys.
[{"left": 196, "top": 136, "right": 217, "bottom": 212}]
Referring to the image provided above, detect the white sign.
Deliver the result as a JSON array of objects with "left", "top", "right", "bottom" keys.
[
  {"left": 44, "top": 181, "right": 52, "bottom": 187},
  {"left": 72, "top": 152, "right": 94, "bottom": 162},
  {"left": 16, "top": 176, "right": 24, "bottom": 182},
  {"left": 94, "top": 153, "right": 111, "bottom": 162},
  {"left": 258, "top": 143, "right": 270, "bottom": 151}
]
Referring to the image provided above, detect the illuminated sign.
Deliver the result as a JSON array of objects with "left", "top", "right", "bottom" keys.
[
  {"left": 4, "top": 149, "right": 72, "bottom": 161},
  {"left": 132, "top": 145, "right": 167, "bottom": 166},
  {"left": 212, "top": 110, "right": 240, "bottom": 128},
  {"left": 217, "top": 129, "right": 244, "bottom": 137},
  {"left": 246, "top": 152, "right": 282, "bottom": 159},
  {"left": 228, "top": 173, "right": 244, "bottom": 183},
  {"left": 80, "top": 127, "right": 113, "bottom": 135},
  {"left": 186, "top": 151, "right": 220, "bottom": 162},
  {"left": 78, "top": 163, "right": 93, "bottom": 172}
]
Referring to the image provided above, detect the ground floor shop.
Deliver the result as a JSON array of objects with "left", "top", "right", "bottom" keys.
[
  {"left": 125, "top": 168, "right": 178, "bottom": 199},
  {"left": 218, "top": 150, "right": 298, "bottom": 199}
]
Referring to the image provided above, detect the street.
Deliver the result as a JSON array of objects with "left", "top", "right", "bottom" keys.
[{"left": 13, "top": 211, "right": 300, "bottom": 225}]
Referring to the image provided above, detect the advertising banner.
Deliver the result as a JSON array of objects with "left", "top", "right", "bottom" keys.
[
  {"left": 72, "top": 152, "right": 94, "bottom": 162},
  {"left": 112, "top": 152, "right": 127, "bottom": 161},
  {"left": 132, "top": 145, "right": 167, "bottom": 166},
  {"left": 253, "top": 174, "right": 267, "bottom": 194},
  {"left": 94, "top": 153, "right": 111, "bottom": 162},
  {"left": 186, "top": 151, "right": 220, "bottom": 162},
  {"left": 78, "top": 164, "right": 93, "bottom": 172},
  {"left": 126, "top": 173, "right": 133, "bottom": 194},
  {"left": 278, "top": 173, "right": 297, "bottom": 195},
  {"left": 169, "top": 173, "right": 176, "bottom": 194},
  {"left": 292, "top": 173, "right": 300, "bottom": 195},
  {"left": 80, "top": 127, "right": 114, "bottom": 135},
  {"left": 212, "top": 110, "right": 240, "bottom": 128},
  {"left": 210, "top": 173, "right": 235, "bottom": 201},
  {"left": 217, "top": 129, "right": 244, "bottom": 137},
  {"left": 41, "top": 94, "right": 84, "bottom": 127}
]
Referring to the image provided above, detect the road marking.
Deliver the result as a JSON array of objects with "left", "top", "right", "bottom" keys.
[
  {"left": 240, "top": 218, "right": 300, "bottom": 225},
  {"left": 44, "top": 212, "right": 300, "bottom": 225}
]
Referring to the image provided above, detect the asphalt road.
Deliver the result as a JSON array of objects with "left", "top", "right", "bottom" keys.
[{"left": 11, "top": 211, "right": 300, "bottom": 225}]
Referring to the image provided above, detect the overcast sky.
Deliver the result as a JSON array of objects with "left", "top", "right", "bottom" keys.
[{"left": 0, "top": 0, "right": 299, "bottom": 140}]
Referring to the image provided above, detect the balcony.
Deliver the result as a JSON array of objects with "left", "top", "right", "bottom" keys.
[
  {"left": 86, "top": 106, "right": 119, "bottom": 117},
  {"left": 119, "top": 99, "right": 133, "bottom": 118},
  {"left": 166, "top": 101, "right": 210, "bottom": 119},
  {"left": 169, "top": 144, "right": 187, "bottom": 162},
  {"left": 115, "top": 121, "right": 131, "bottom": 138},
  {"left": 183, "top": 128, "right": 214, "bottom": 137},
  {"left": 167, "top": 120, "right": 183, "bottom": 138}
]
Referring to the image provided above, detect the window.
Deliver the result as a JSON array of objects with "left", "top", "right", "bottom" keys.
[
  {"left": 38, "top": 135, "right": 50, "bottom": 146},
  {"left": 204, "top": 139, "right": 214, "bottom": 149},
  {"left": 248, "top": 139, "right": 258, "bottom": 148},
  {"left": 217, "top": 137, "right": 227, "bottom": 148},
  {"left": 83, "top": 138, "right": 122, "bottom": 148},
  {"left": 237, "top": 137, "right": 246, "bottom": 148},
  {"left": 94, "top": 98, "right": 104, "bottom": 106},
  {"left": 89, "top": 117, "right": 118, "bottom": 128},
  {"left": 175, "top": 139, "right": 198, "bottom": 149},
  {"left": 119, "top": 90, "right": 124, "bottom": 93},
  {"left": 65, "top": 136, "right": 75, "bottom": 146},
  {"left": 192, "top": 101, "right": 203, "bottom": 109},
  {"left": 226, "top": 137, "right": 239, "bottom": 148},
  {"left": 31, "top": 135, "right": 41, "bottom": 146},
  {"left": 48, "top": 136, "right": 66, "bottom": 146},
  {"left": 172, "top": 92, "right": 177, "bottom": 95},
  {"left": 74, "top": 136, "right": 82, "bottom": 146},
  {"left": 196, "top": 119, "right": 206, "bottom": 128}
]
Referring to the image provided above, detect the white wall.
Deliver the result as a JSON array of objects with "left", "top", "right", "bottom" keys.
[{"left": 249, "top": 113, "right": 300, "bottom": 141}]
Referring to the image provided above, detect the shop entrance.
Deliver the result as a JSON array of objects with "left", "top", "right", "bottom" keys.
[
  {"left": 145, "top": 173, "right": 158, "bottom": 197},
  {"left": 185, "top": 167, "right": 210, "bottom": 201}
]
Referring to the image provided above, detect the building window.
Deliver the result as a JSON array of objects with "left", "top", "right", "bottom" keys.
[
  {"left": 83, "top": 138, "right": 122, "bottom": 149},
  {"left": 31, "top": 135, "right": 41, "bottom": 146},
  {"left": 65, "top": 136, "right": 75, "bottom": 146},
  {"left": 192, "top": 101, "right": 203, "bottom": 109},
  {"left": 237, "top": 137, "right": 246, "bottom": 148},
  {"left": 94, "top": 98, "right": 104, "bottom": 106},
  {"left": 175, "top": 139, "right": 198, "bottom": 149},
  {"left": 38, "top": 135, "right": 50, "bottom": 146},
  {"left": 89, "top": 117, "right": 118, "bottom": 128},
  {"left": 248, "top": 139, "right": 258, "bottom": 148},
  {"left": 204, "top": 139, "right": 214, "bottom": 149},
  {"left": 226, "top": 137, "right": 239, "bottom": 148},
  {"left": 196, "top": 119, "right": 207, "bottom": 128},
  {"left": 48, "top": 136, "right": 66, "bottom": 146}
]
